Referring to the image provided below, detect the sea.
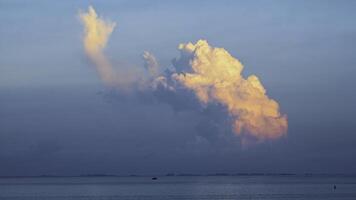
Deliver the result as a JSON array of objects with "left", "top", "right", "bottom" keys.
[{"left": 0, "top": 175, "right": 355, "bottom": 200}]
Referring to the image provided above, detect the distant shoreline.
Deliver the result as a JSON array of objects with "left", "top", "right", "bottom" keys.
[{"left": 1, "top": 173, "right": 356, "bottom": 178}]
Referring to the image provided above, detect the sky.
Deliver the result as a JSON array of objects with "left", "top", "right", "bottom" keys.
[{"left": 0, "top": 0, "right": 356, "bottom": 176}]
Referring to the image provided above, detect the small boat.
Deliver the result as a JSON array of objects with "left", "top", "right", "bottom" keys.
[{"left": 152, "top": 177, "right": 158, "bottom": 180}]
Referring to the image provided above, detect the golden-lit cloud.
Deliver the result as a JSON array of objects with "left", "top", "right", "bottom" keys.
[
  {"left": 78, "top": 6, "right": 287, "bottom": 142},
  {"left": 171, "top": 40, "right": 288, "bottom": 140},
  {"left": 79, "top": 6, "right": 117, "bottom": 85}
]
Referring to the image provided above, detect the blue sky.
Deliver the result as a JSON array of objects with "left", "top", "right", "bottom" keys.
[{"left": 0, "top": 0, "right": 356, "bottom": 176}]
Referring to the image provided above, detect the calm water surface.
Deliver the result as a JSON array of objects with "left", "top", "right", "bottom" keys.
[{"left": 0, "top": 176, "right": 355, "bottom": 200}]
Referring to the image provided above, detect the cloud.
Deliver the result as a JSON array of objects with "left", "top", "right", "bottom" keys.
[
  {"left": 79, "top": 6, "right": 117, "bottom": 85},
  {"left": 143, "top": 51, "right": 160, "bottom": 77},
  {"left": 170, "top": 40, "right": 288, "bottom": 140},
  {"left": 79, "top": 6, "right": 287, "bottom": 143}
]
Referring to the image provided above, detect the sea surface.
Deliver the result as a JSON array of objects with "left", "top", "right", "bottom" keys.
[{"left": 0, "top": 175, "right": 355, "bottom": 200}]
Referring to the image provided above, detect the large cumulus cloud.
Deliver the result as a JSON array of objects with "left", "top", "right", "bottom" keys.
[
  {"left": 169, "top": 40, "right": 288, "bottom": 140},
  {"left": 79, "top": 6, "right": 287, "bottom": 144}
]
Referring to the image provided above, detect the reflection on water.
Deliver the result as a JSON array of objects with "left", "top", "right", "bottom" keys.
[{"left": 0, "top": 175, "right": 356, "bottom": 200}]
